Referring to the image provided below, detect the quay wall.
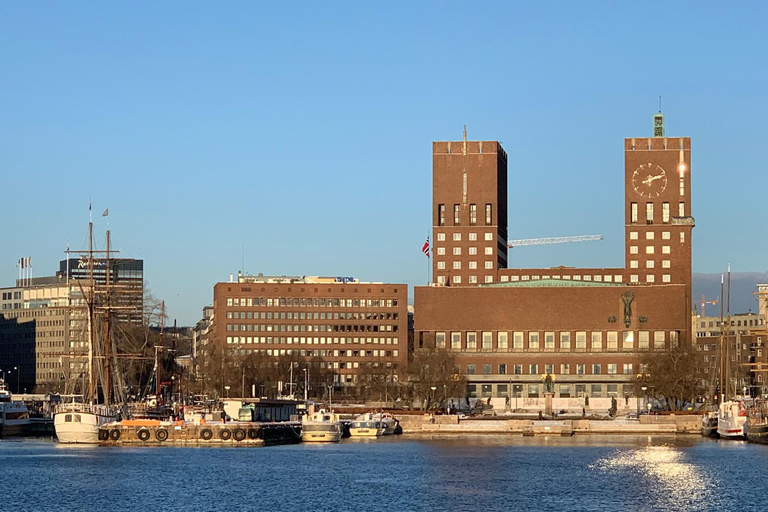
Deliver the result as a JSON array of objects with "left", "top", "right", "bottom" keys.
[{"left": 396, "top": 414, "right": 702, "bottom": 436}]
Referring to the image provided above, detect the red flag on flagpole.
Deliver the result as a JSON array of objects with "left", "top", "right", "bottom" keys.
[{"left": 422, "top": 236, "right": 430, "bottom": 258}]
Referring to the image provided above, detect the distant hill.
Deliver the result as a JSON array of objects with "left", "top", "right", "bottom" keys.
[{"left": 693, "top": 272, "right": 767, "bottom": 315}]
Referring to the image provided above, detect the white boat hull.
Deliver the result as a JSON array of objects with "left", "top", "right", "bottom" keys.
[
  {"left": 54, "top": 406, "right": 117, "bottom": 444},
  {"left": 349, "top": 426, "right": 383, "bottom": 437},
  {"left": 717, "top": 400, "right": 748, "bottom": 440}
]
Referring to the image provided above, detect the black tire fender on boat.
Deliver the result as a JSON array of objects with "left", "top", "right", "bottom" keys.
[
  {"left": 233, "top": 428, "right": 246, "bottom": 441},
  {"left": 247, "top": 428, "right": 259, "bottom": 440},
  {"left": 200, "top": 428, "right": 213, "bottom": 440},
  {"left": 219, "top": 428, "right": 232, "bottom": 440},
  {"left": 98, "top": 429, "right": 109, "bottom": 441},
  {"left": 156, "top": 429, "right": 168, "bottom": 442},
  {"left": 137, "top": 429, "right": 150, "bottom": 441},
  {"left": 109, "top": 429, "right": 121, "bottom": 441}
]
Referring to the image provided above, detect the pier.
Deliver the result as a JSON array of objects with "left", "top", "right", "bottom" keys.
[{"left": 98, "top": 420, "right": 302, "bottom": 447}]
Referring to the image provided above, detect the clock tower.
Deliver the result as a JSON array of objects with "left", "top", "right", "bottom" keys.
[{"left": 624, "top": 113, "right": 693, "bottom": 309}]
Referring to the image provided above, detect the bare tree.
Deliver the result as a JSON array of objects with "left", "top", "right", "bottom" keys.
[
  {"left": 636, "top": 341, "right": 701, "bottom": 411},
  {"left": 408, "top": 348, "right": 466, "bottom": 410}
]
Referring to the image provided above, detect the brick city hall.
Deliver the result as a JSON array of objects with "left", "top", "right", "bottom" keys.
[{"left": 414, "top": 116, "right": 693, "bottom": 403}]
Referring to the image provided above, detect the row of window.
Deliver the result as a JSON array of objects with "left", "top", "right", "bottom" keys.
[
  {"left": 225, "top": 297, "right": 399, "bottom": 308},
  {"left": 698, "top": 318, "right": 764, "bottom": 328},
  {"left": 437, "top": 204, "right": 493, "bottom": 226},
  {"left": 437, "top": 261, "right": 495, "bottom": 270},
  {"left": 226, "top": 311, "right": 398, "bottom": 321},
  {"left": 435, "top": 232, "right": 495, "bottom": 242},
  {"left": 226, "top": 323, "right": 399, "bottom": 333},
  {"left": 225, "top": 336, "right": 400, "bottom": 346},
  {"left": 629, "top": 260, "right": 672, "bottom": 269},
  {"left": 435, "top": 330, "right": 678, "bottom": 351},
  {"left": 629, "top": 274, "right": 672, "bottom": 283},
  {"left": 436, "top": 275, "right": 494, "bottom": 285},
  {"left": 467, "top": 383, "right": 626, "bottom": 399},
  {"left": 435, "top": 247, "right": 495, "bottom": 256},
  {"left": 225, "top": 347, "right": 400, "bottom": 366},
  {"left": 466, "top": 362, "right": 634, "bottom": 376},
  {"left": 630, "top": 201, "right": 685, "bottom": 223}
]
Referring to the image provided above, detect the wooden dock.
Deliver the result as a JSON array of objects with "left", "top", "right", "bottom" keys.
[{"left": 98, "top": 420, "right": 302, "bottom": 447}]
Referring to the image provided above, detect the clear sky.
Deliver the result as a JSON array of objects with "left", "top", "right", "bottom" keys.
[{"left": 1, "top": 2, "right": 766, "bottom": 325}]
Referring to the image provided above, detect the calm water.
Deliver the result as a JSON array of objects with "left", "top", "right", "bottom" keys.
[{"left": 1, "top": 435, "right": 767, "bottom": 512}]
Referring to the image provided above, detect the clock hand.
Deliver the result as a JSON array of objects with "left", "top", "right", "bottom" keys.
[{"left": 642, "top": 174, "right": 664, "bottom": 186}]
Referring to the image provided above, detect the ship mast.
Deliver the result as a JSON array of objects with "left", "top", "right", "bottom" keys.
[
  {"left": 104, "top": 228, "right": 112, "bottom": 406},
  {"left": 87, "top": 219, "right": 95, "bottom": 403}
]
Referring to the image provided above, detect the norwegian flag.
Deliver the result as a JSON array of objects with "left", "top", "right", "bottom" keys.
[{"left": 422, "top": 236, "right": 430, "bottom": 258}]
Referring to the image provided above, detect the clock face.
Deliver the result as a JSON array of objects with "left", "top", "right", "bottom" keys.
[{"left": 632, "top": 163, "right": 668, "bottom": 198}]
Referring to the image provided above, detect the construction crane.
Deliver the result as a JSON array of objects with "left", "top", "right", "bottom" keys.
[
  {"left": 507, "top": 234, "right": 603, "bottom": 248},
  {"left": 699, "top": 294, "right": 719, "bottom": 317}
]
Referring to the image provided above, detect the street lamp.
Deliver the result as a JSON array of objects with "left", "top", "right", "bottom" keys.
[
  {"left": 303, "top": 368, "right": 308, "bottom": 401},
  {"left": 430, "top": 386, "right": 437, "bottom": 411},
  {"left": 14, "top": 366, "right": 18, "bottom": 394},
  {"left": 641, "top": 386, "right": 647, "bottom": 414},
  {"left": 224, "top": 385, "right": 230, "bottom": 399}
]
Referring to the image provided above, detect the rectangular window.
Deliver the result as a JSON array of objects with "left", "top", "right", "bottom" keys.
[
  {"left": 639, "top": 330, "right": 650, "bottom": 349},
  {"left": 679, "top": 202, "right": 685, "bottom": 216},
  {"left": 482, "top": 363, "right": 492, "bottom": 375},
  {"left": 591, "top": 332, "right": 603, "bottom": 350},
  {"left": 484, "top": 233, "right": 493, "bottom": 241},
  {"left": 482, "top": 331, "right": 492, "bottom": 349},
  {"left": 591, "top": 384, "right": 603, "bottom": 398},
  {"left": 607, "top": 331, "right": 618, "bottom": 349},
  {"left": 484, "top": 247, "right": 493, "bottom": 255},
  {"left": 630, "top": 246, "right": 639, "bottom": 254},
  {"left": 680, "top": 232, "right": 685, "bottom": 243},
  {"left": 662, "top": 202, "right": 670, "bottom": 223},
  {"left": 680, "top": 179, "right": 685, "bottom": 196},
  {"left": 654, "top": 331, "right": 665, "bottom": 349},
  {"left": 466, "top": 364, "right": 476, "bottom": 375},
  {"left": 484, "top": 261, "right": 493, "bottom": 269},
  {"left": 592, "top": 364, "right": 601, "bottom": 375},
  {"left": 466, "top": 332, "right": 477, "bottom": 350},
  {"left": 576, "top": 331, "right": 587, "bottom": 349},
  {"left": 559, "top": 385, "right": 571, "bottom": 398},
  {"left": 631, "top": 202, "right": 638, "bottom": 223},
  {"left": 646, "top": 203, "right": 654, "bottom": 223},
  {"left": 577, "top": 364, "right": 585, "bottom": 375},
  {"left": 623, "top": 363, "right": 633, "bottom": 375},
  {"left": 513, "top": 332, "right": 524, "bottom": 349},
  {"left": 561, "top": 364, "right": 570, "bottom": 375},
  {"left": 528, "top": 385, "right": 540, "bottom": 398},
  {"left": 437, "top": 233, "right": 445, "bottom": 241},
  {"left": 529, "top": 364, "right": 538, "bottom": 375},
  {"left": 469, "top": 248, "right": 477, "bottom": 255},
  {"left": 451, "top": 332, "right": 461, "bottom": 350},
  {"left": 453, "top": 247, "right": 461, "bottom": 255},
  {"left": 498, "top": 332, "right": 508, "bottom": 350},
  {"left": 630, "top": 231, "right": 638, "bottom": 240},
  {"left": 545, "top": 332, "right": 555, "bottom": 349},
  {"left": 469, "top": 276, "right": 477, "bottom": 283},
  {"left": 454, "top": 204, "right": 460, "bottom": 225},
  {"left": 435, "top": 331, "right": 445, "bottom": 349},
  {"left": 453, "top": 261, "right": 461, "bottom": 269},
  {"left": 485, "top": 204, "right": 492, "bottom": 225},
  {"left": 646, "top": 260, "right": 654, "bottom": 268},
  {"left": 646, "top": 231, "right": 655, "bottom": 240},
  {"left": 453, "top": 233, "right": 461, "bottom": 241},
  {"left": 468, "top": 232, "right": 477, "bottom": 241},
  {"left": 438, "top": 204, "right": 445, "bottom": 226},
  {"left": 623, "top": 331, "right": 634, "bottom": 349},
  {"left": 528, "top": 332, "right": 540, "bottom": 350},
  {"left": 630, "top": 260, "right": 639, "bottom": 269},
  {"left": 560, "top": 332, "right": 571, "bottom": 351},
  {"left": 437, "top": 248, "right": 445, "bottom": 256},
  {"left": 514, "top": 364, "right": 522, "bottom": 375},
  {"left": 499, "top": 364, "right": 507, "bottom": 375},
  {"left": 437, "top": 261, "right": 445, "bottom": 270},
  {"left": 469, "top": 204, "right": 477, "bottom": 225}
]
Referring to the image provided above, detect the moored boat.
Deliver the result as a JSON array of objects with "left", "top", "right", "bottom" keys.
[
  {"left": 717, "top": 400, "right": 749, "bottom": 440},
  {"left": 301, "top": 410, "right": 343, "bottom": 443},
  {"left": 0, "top": 382, "right": 31, "bottom": 437},
  {"left": 700, "top": 410, "right": 718, "bottom": 438},
  {"left": 349, "top": 413, "right": 384, "bottom": 437},
  {"left": 54, "top": 400, "right": 117, "bottom": 444},
  {"left": 746, "top": 400, "right": 768, "bottom": 444}
]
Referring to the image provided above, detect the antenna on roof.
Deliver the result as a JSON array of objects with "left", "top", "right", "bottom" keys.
[
  {"left": 659, "top": 95, "right": 662, "bottom": 113},
  {"left": 463, "top": 125, "right": 467, "bottom": 143}
]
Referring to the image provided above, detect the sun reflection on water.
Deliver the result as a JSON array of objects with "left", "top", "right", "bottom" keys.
[{"left": 590, "top": 442, "right": 714, "bottom": 509}]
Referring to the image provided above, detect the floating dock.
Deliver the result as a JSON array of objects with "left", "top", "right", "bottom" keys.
[{"left": 98, "top": 420, "right": 302, "bottom": 447}]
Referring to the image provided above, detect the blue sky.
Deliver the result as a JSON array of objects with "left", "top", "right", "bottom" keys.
[{"left": 1, "top": 3, "right": 766, "bottom": 325}]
